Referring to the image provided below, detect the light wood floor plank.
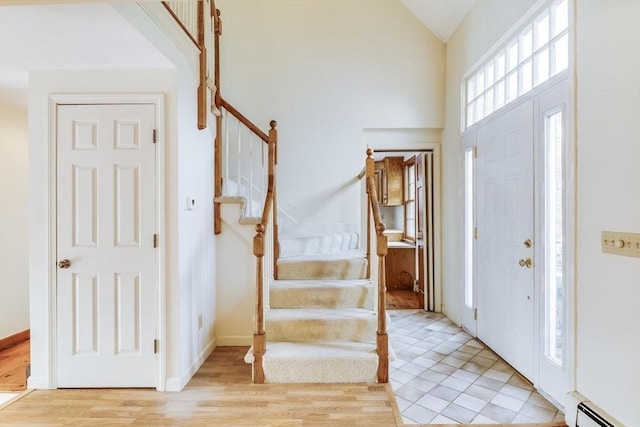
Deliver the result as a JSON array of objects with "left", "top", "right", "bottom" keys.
[{"left": 0, "top": 347, "right": 397, "bottom": 426}]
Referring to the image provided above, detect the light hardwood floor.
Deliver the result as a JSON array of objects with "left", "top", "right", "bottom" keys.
[
  {"left": 0, "top": 340, "right": 29, "bottom": 392},
  {"left": 0, "top": 346, "right": 566, "bottom": 426},
  {"left": 0, "top": 347, "right": 400, "bottom": 426}
]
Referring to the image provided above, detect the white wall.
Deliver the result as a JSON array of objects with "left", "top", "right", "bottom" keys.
[
  {"left": 574, "top": 1, "right": 640, "bottom": 424},
  {"left": 217, "top": 0, "right": 445, "bottom": 234},
  {"left": 0, "top": 105, "right": 29, "bottom": 339},
  {"left": 442, "top": 0, "right": 535, "bottom": 324}
]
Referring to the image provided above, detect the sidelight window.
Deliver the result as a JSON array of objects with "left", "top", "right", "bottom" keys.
[{"left": 544, "top": 110, "right": 565, "bottom": 366}]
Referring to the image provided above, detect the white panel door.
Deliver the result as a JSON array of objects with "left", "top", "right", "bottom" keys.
[
  {"left": 56, "top": 104, "right": 157, "bottom": 387},
  {"left": 476, "top": 100, "right": 535, "bottom": 380}
]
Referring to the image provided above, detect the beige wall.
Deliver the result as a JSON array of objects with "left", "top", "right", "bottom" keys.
[
  {"left": 217, "top": 0, "right": 445, "bottom": 234},
  {"left": 574, "top": 1, "right": 640, "bottom": 424},
  {"left": 0, "top": 105, "right": 29, "bottom": 340}
]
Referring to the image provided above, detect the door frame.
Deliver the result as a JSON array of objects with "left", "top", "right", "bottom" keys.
[
  {"left": 46, "top": 94, "right": 166, "bottom": 390},
  {"left": 365, "top": 142, "right": 442, "bottom": 312},
  {"left": 460, "top": 74, "right": 575, "bottom": 406}
]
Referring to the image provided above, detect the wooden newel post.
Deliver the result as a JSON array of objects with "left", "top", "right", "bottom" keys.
[
  {"left": 253, "top": 223, "right": 266, "bottom": 383},
  {"left": 365, "top": 148, "right": 374, "bottom": 279},
  {"left": 213, "top": 7, "right": 223, "bottom": 234}
]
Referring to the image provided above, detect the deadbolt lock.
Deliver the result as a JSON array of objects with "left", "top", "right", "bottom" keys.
[
  {"left": 518, "top": 258, "right": 533, "bottom": 268},
  {"left": 58, "top": 259, "right": 71, "bottom": 269},
  {"left": 523, "top": 239, "right": 532, "bottom": 248}
]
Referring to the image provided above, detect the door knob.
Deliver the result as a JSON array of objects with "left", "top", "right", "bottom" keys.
[
  {"left": 58, "top": 259, "right": 71, "bottom": 269},
  {"left": 518, "top": 258, "right": 533, "bottom": 268}
]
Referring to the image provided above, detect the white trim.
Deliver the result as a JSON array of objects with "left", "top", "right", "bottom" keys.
[
  {"left": 362, "top": 142, "right": 442, "bottom": 313},
  {"left": 165, "top": 338, "right": 217, "bottom": 392},
  {"left": 46, "top": 93, "right": 167, "bottom": 391}
]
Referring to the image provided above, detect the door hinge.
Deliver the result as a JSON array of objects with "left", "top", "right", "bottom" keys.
[
  {"left": 152, "top": 129, "right": 157, "bottom": 144},
  {"left": 474, "top": 309, "right": 478, "bottom": 320},
  {"left": 153, "top": 234, "right": 158, "bottom": 248},
  {"left": 473, "top": 146, "right": 478, "bottom": 158},
  {"left": 153, "top": 339, "right": 159, "bottom": 354},
  {"left": 474, "top": 227, "right": 478, "bottom": 239}
]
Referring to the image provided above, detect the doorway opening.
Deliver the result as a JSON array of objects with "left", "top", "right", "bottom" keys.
[{"left": 372, "top": 150, "right": 438, "bottom": 311}]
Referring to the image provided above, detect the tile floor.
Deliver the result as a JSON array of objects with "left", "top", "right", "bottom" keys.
[{"left": 388, "top": 309, "right": 565, "bottom": 425}]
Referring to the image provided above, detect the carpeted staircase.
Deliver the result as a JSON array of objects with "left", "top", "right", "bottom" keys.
[{"left": 245, "top": 232, "right": 389, "bottom": 383}]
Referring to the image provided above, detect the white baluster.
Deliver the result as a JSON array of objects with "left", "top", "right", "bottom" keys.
[
  {"left": 237, "top": 120, "right": 242, "bottom": 198},
  {"left": 249, "top": 134, "right": 254, "bottom": 216},
  {"left": 224, "top": 109, "right": 229, "bottom": 195}
]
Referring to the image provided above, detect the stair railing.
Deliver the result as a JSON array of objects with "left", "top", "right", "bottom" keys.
[
  {"left": 363, "top": 148, "right": 389, "bottom": 383},
  {"left": 219, "top": 98, "right": 270, "bottom": 218},
  {"left": 162, "top": 0, "right": 209, "bottom": 130},
  {"left": 252, "top": 121, "right": 278, "bottom": 383}
]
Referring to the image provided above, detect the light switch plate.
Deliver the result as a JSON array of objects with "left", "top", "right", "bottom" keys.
[{"left": 602, "top": 231, "right": 640, "bottom": 258}]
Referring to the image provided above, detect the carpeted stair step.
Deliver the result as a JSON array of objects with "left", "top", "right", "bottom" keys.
[
  {"left": 279, "top": 232, "right": 360, "bottom": 258},
  {"left": 277, "top": 250, "right": 368, "bottom": 280},
  {"left": 270, "top": 279, "right": 374, "bottom": 309},
  {"left": 267, "top": 308, "right": 377, "bottom": 343},
  {"left": 250, "top": 341, "right": 379, "bottom": 383}
]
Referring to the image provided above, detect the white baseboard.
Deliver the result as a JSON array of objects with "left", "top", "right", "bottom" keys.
[
  {"left": 165, "top": 337, "right": 217, "bottom": 392},
  {"left": 216, "top": 335, "right": 252, "bottom": 346},
  {"left": 26, "top": 376, "right": 53, "bottom": 390}
]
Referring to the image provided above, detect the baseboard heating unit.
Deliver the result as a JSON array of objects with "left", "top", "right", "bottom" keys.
[{"left": 566, "top": 392, "right": 624, "bottom": 427}]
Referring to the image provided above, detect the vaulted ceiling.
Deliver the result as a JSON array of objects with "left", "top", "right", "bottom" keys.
[
  {"left": 400, "top": 0, "right": 476, "bottom": 42},
  {"left": 0, "top": 0, "right": 475, "bottom": 109}
]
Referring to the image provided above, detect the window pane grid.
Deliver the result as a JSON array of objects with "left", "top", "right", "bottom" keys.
[{"left": 465, "top": 0, "right": 568, "bottom": 128}]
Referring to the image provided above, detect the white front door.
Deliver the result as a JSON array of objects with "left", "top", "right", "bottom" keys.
[
  {"left": 56, "top": 104, "right": 158, "bottom": 387},
  {"left": 476, "top": 100, "right": 535, "bottom": 380}
]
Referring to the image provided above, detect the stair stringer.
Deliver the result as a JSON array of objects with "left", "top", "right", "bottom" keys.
[{"left": 215, "top": 196, "right": 261, "bottom": 225}]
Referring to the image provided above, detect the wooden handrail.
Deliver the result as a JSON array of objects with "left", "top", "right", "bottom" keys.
[
  {"left": 357, "top": 166, "right": 366, "bottom": 180},
  {"left": 161, "top": 2, "right": 201, "bottom": 48},
  {"left": 364, "top": 148, "right": 389, "bottom": 383},
  {"left": 220, "top": 98, "right": 270, "bottom": 143}
]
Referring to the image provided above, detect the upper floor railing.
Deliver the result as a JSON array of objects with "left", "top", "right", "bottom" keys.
[{"left": 162, "top": 0, "right": 212, "bottom": 130}]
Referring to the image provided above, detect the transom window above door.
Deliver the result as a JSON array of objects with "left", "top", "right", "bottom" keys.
[{"left": 465, "top": 0, "right": 568, "bottom": 128}]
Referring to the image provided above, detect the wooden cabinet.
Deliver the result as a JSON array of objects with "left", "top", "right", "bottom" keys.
[
  {"left": 385, "top": 246, "right": 415, "bottom": 290},
  {"left": 375, "top": 156, "right": 403, "bottom": 206}
]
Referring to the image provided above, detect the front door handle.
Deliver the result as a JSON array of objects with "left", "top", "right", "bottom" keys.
[
  {"left": 58, "top": 259, "right": 71, "bottom": 269},
  {"left": 518, "top": 258, "right": 533, "bottom": 268}
]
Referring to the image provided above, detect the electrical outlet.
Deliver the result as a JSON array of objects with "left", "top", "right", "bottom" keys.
[
  {"left": 198, "top": 315, "right": 203, "bottom": 329},
  {"left": 602, "top": 231, "right": 640, "bottom": 258}
]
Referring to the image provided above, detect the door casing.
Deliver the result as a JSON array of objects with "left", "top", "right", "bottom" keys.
[{"left": 461, "top": 74, "right": 574, "bottom": 407}]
